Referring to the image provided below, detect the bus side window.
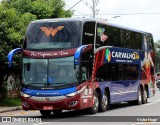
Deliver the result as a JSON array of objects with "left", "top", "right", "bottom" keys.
[
  {"left": 82, "top": 67, "right": 87, "bottom": 81},
  {"left": 142, "top": 34, "right": 154, "bottom": 51},
  {"left": 96, "top": 23, "right": 109, "bottom": 48},
  {"left": 146, "top": 35, "right": 154, "bottom": 51},
  {"left": 126, "top": 31, "right": 131, "bottom": 48},
  {"left": 118, "top": 64, "right": 124, "bottom": 80},
  {"left": 135, "top": 34, "right": 142, "bottom": 50},
  {"left": 111, "top": 64, "right": 118, "bottom": 81},
  {"left": 120, "top": 29, "right": 126, "bottom": 48},
  {"left": 82, "top": 22, "right": 95, "bottom": 45}
]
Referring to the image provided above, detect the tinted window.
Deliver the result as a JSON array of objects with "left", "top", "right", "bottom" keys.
[
  {"left": 146, "top": 34, "right": 154, "bottom": 50},
  {"left": 23, "top": 57, "right": 78, "bottom": 87},
  {"left": 96, "top": 63, "right": 139, "bottom": 81},
  {"left": 82, "top": 22, "right": 95, "bottom": 45},
  {"left": 96, "top": 23, "right": 109, "bottom": 48},
  {"left": 95, "top": 24, "right": 143, "bottom": 50},
  {"left": 24, "top": 21, "right": 82, "bottom": 50}
]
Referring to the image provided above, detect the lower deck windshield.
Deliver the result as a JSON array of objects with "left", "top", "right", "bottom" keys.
[{"left": 22, "top": 56, "right": 78, "bottom": 87}]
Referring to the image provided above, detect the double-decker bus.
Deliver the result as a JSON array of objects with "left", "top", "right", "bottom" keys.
[{"left": 8, "top": 18, "right": 155, "bottom": 116}]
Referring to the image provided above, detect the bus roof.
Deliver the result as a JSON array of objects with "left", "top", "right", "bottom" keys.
[{"left": 30, "top": 18, "right": 151, "bottom": 35}]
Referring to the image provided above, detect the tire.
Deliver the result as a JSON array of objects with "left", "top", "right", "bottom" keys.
[
  {"left": 99, "top": 91, "right": 109, "bottom": 112},
  {"left": 53, "top": 109, "right": 62, "bottom": 115},
  {"left": 142, "top": 88, "right": 148, "bottom": 104},
  {"left": 135, "top": 87, "right": 142, "bottom": 105},
  {"left": 88, "top": 91, "right": 99, "bottom": 114},
  {"left": 40, "top": 110, "right": 52, "bottom": 116}
]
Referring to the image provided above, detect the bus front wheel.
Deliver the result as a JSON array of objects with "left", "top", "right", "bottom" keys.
[{"left": 40, "top": 110, "right": 52, "bottom": 116}]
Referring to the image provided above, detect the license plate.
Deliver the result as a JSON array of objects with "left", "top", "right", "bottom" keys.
[{"left": 43, "top": 106, "right": 53, "bottom": 110}]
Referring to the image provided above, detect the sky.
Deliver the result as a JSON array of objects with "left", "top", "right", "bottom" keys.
[{"left": 64, "top": 0, "right": 160, "bottom": 42}]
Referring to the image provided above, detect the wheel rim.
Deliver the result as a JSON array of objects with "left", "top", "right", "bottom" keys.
[
  {"left": 93, "top": 95, "right": 99, "bottom": 110},
  {"left": 102, "top": 95, "right": 108, "bottom": 107},
  {"left": 138, "top": 89, "right": 142, "bottom": 103},
  {"left": 144, "top": 90, "right": 147, "bottom": 102}
]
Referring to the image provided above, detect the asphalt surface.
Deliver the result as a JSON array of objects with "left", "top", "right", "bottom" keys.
[{"left": 0, "top": 89, "right": 160, "bottom": 125}]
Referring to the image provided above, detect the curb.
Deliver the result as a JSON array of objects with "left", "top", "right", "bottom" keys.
[{"left": 0, "top": 106, "right": 22, "bottom": 113}]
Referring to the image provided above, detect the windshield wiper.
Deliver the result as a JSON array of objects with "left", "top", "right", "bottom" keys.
[
  {"left": 23, "top": 83, "right": 46, "bottom": 87},
  {"left": 51, "top": 82, "right": 76, "bottom": 87}
]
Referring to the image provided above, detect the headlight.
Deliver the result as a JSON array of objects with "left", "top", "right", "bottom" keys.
[
  {"left": 66, "top": 86, "right": 86, "bottom": 97},
  {"left": 21, "top": 92, "right": 31, "bottom": 98}
]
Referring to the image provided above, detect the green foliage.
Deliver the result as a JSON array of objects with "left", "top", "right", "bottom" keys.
[
  {"left": 2, "top": 0, "right": 73, "bottom": 18},
  {"left": 0, "top": 97, "right": 21, "bottom": 106},
  {"left": 154, "top": 40, "right": 160, "bottom": 72},
  {"left": 0, "top": 0, "right": 73, "bottom": 96},
  {"left": 1, "top": 86, "right": 8, "bottom": 98},
  {"left": 154, "top": 41, "right": 160, "bottom": 59}
]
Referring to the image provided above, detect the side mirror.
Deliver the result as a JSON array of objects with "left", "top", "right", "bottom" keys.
[
  {"left": 8, "top": 48, "right": 22, "bottom": 67},
  {"left": 74, "top": 45, "right": 88, "bottom": 66}
]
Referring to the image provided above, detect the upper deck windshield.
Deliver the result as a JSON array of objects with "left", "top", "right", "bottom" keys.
[
  {"left": 22, "top": 56, "right": 79, "bottom": 88},
  {"left": 24, "top": 21, "right": 82, "bottom": 50}
]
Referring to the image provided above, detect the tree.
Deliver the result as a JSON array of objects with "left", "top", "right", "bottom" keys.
[
  {"left": 154, "top": 40, "right": 160, "bottom": 72},
  {"left": 0, "top": 0, "right": 73, "bottom": 97}
]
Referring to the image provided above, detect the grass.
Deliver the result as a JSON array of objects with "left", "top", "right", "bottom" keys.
[{"left": 0, "top": 97, "right": 21, "bottom": 106}]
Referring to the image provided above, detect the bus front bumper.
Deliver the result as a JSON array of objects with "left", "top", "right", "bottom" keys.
[{"left": 21, "top": 94, "right": 92, "bottom": 111}]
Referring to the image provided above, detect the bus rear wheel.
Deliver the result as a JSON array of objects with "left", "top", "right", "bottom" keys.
[
  {"left": 40, "top": 110, "right": 52, "bottom": 116},
  {"left": 88, "top": 91, "right": 99, "bottom": 114},
  {"left": 142, "top": 88, "right": 147, "bottom": 104},
  {"left": 99, "top": 91, "right": 109, "bottom": 112},
  {"left": 136, "top": 87, "right": 142, "bottom": 105}
]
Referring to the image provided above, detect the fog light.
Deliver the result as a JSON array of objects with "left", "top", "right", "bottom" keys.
[
  {"left": 23, "top": 102, "right": 29, "bottom": 107},
  {"left": 69, "top": 101, "right": 78, "bottom": 107}
]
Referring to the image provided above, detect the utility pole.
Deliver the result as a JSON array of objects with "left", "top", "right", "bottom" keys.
[
  {"left": 92, "top": 0, "right": 99, "bottom": 18},
  {"left": 82, "top": 0, "right": 99, "bottom": 18},
  {"left": 92, "top": 0, "right": 96, "bottom": 18}
]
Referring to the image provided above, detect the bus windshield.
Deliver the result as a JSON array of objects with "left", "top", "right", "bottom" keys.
[
  {"left": 24, "top": 21, "right": 82, "bottom": 50},
  {"left": 22, "top": 56, "right": 78, "bottom": 87}
]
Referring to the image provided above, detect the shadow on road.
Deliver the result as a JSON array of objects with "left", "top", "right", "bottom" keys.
[{"left": 34, "top": 102, "right": 143, "bottom": 122}]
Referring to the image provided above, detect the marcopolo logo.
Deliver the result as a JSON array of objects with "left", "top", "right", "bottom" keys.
[{"left": 105, "top": 48, "right": 140, "bottom": 62}]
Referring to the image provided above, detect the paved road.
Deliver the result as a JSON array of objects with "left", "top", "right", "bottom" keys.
[{"left": 0, "top": 89, "right": 160, "bottom": 125}]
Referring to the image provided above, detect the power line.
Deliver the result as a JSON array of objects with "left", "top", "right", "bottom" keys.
[
  {"left": 73, "top": 10, "right": 92, "bottom": 17},
  {"left": 81, "top": 0, "right": 99, "bottom": 18},
  {"left": 73, "top": 12, "right": 160, "bottom": 17},
  {"left": 97, "top": 12, "right": 160, "bottom": 15},
  {"left": 66, "top": 0, "right": 83, "bottom": 11},
  {"left": 65, "top": 0, "right": 84, "bottom": 17},
  {"left": 81, "top": 0, "right": 92, "bottom": 9},
  {"left": 65, "top": 0, "right": 99, "bottom": 18}
]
